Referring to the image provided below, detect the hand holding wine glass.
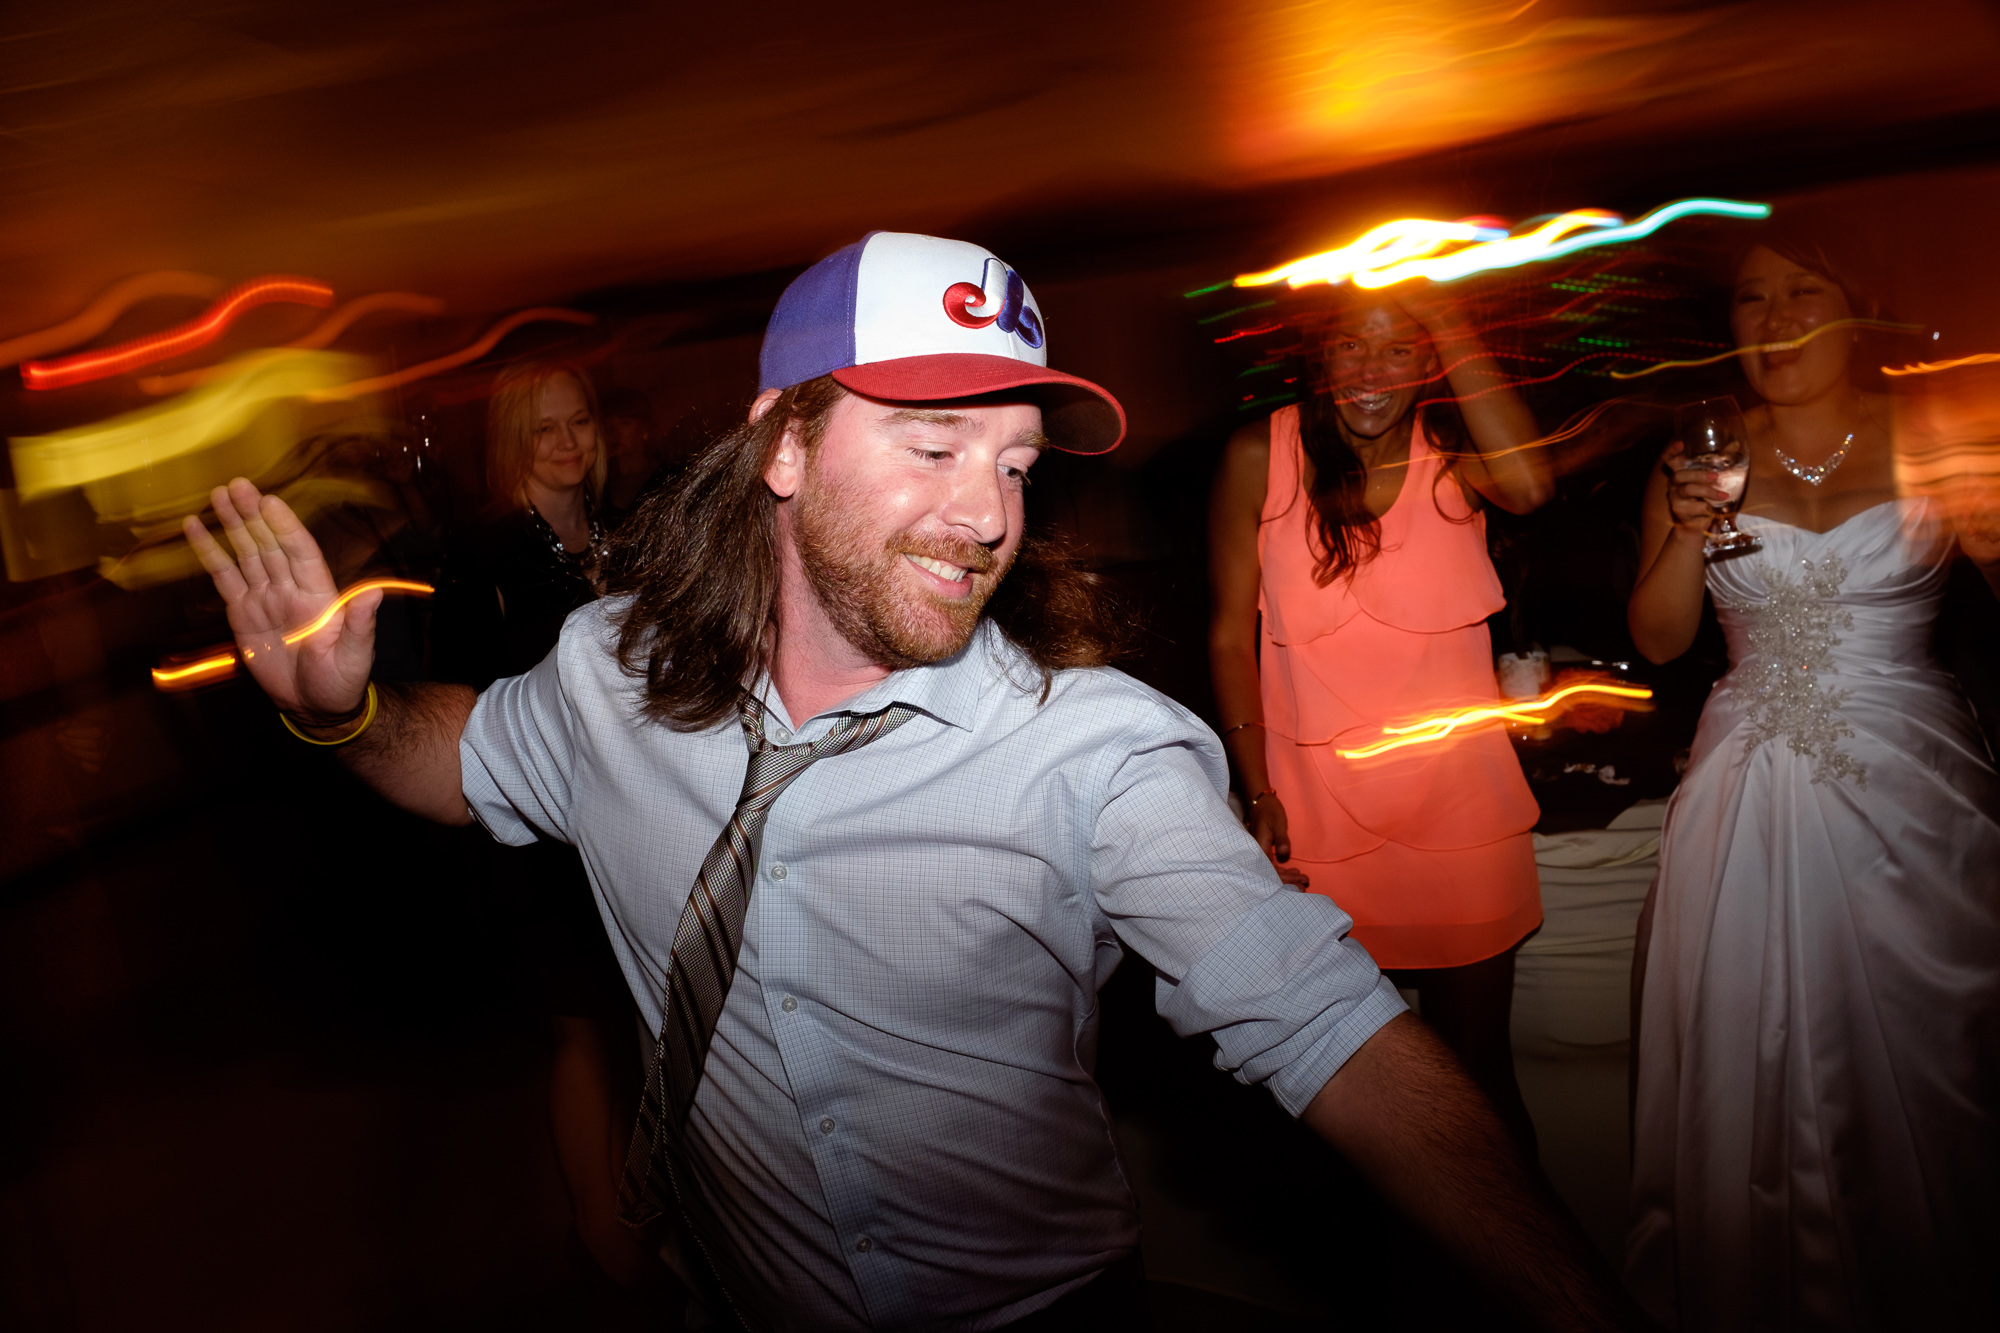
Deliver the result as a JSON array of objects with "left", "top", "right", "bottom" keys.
[{"left": 1677, "top": 396, "right": 1762, "bottom": 560}]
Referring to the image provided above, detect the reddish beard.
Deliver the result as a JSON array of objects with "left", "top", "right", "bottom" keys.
[{"left": 792, "top": 465, "right": 1014, "bottom": 669}]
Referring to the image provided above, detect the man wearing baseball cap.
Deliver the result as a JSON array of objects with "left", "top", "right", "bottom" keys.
[{"left": 187, "top": 233, "right": 1635, "bottom": 1330}]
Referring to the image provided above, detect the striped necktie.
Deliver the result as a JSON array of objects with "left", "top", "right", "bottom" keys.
[{"left": 619, "top": 695, "right": 918, "bottom": 1309}]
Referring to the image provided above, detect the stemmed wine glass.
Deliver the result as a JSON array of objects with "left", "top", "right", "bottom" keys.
[{"left": 1678, "top": 396, "right": 1762, "bottom": 561}]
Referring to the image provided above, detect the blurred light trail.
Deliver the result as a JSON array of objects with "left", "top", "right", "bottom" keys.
[
  {"left": 10, "top": 350, "right": 359, "bottom": 500},
  {"left": 1336, "top": 680, "right": 1653, "bottom": 759},
  {"left": 0, "top": 271, "right": 221, "bottom": 369},
  {"left": 1609, "top": 317, "right": 1927, "bottom": 379},
  {"left": 21, "top": 276, "right": 334, "bottom": 389},
  {"left": 1884, "top": 352, "right": 2000, "bottom": 377},
  {"left": 138, "top": 292, "right": 445, "bottom": 394},
  {"left": 151, "top": 577, "right": 433, "bottom": 690},
  {"left": 313, "top": 307, "right": 594, "bottom": 401},
  {"left": 1235, "top": 198, "right": 1769, "bottom": 292}
]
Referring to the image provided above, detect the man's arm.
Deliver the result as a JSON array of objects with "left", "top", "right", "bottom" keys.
[
  {"left": 1304, "top": 1013, "right": 1649, "bottom": 1331},
  {"left": 186, "top": 477, "right": 472, "bottom": 824}
]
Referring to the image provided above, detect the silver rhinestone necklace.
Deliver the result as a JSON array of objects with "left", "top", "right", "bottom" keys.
[{"left": 1771, "top": 432, "right": 1854, "bottom": 487}]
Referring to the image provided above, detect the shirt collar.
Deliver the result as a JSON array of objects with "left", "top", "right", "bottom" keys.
[{"left": 748, "top": 618, "right": 1016, "bottom": 736}]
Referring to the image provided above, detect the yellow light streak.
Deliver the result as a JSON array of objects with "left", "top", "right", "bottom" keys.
[
  {"left": 1607, "top": 318, "right": 1926, "bottom": 380},
  {"left": 9, "top": 349, "right": 361, "bottom": 500},
  {"left": 150, "top": 578, "right": 432, "bottom": 690},
  {"left": 1336, "top": 681, "right": 1653, "bottom": 759},
  {"left": 1234, "top": 199, "right": 1769, "bottom": 292}
]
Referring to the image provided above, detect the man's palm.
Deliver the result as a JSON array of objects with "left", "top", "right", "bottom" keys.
[{"left": 183, "top": 478, "right": 378, "bottom": 717}]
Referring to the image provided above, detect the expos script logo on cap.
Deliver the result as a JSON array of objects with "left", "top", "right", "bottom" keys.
[
  {"left": 758, "top": 231, "right": 1127, "bottom": 454},
  {"left": 942, "top": 257, "right": 1043, "bottom": 347}
]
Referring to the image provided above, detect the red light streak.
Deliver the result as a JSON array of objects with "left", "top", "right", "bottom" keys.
[
  {"left": 137, "top": 292, "right": 446, "bottom": 395},
  {"left": 22, "top": 277, "right": 335, "bottom": 390},
  {"left": 0, "top": 271, "right": 221, "bottom": 369},
  {"left": 1335, "top": 681, "right": 1653, "bottom": 759},
  {"left": 150, "top": 578, "right": 432, "bottom": 691},
  {"left": 1213, "top": 322, "right": 1286, "bottom": 344}
]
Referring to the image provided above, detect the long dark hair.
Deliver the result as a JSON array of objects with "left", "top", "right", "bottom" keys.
[
  {"left": 603, "top": 376, "right": 1132, "bottom": 729},
  {"left": 1292, "top": 350, "right": 1474, "bottom": 587}
]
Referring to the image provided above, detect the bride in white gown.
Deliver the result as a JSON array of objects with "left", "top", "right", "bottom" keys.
[{"left": 1625, "top": 236, "right": 2000, "bottom": 1328}]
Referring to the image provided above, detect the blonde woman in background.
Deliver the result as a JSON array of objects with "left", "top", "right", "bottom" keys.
[{"left": 432, "top": 361, "right": 660, "bottom": 1295}]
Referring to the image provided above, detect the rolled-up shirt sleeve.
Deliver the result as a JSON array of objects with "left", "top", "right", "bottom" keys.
[
  {"left": 459, "top": 634, "right": 580, "bottom": 848},
  {"left": 1089, "top": 721, "right": 1406, "bottom": 1117}
]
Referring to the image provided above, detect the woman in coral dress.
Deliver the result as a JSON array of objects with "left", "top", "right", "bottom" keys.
[{"left": 1209, "top": 283, "right": 1552, "bottom": 1146}]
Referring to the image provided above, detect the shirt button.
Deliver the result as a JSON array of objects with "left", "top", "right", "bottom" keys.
[
  {"left": 855, "top": 1236, "right": 872, "bottom": 1254},
  {"left": 768, "top": 862, "right": 787, "bottom": 881},
  {"left": 781, "top": 996, "right": 798, "bottom": 1013},
  {"left": 819, "top": 1116, "right": 835, "bottom": 1135}
]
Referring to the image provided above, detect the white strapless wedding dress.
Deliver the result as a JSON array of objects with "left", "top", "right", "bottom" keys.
[{"left": 1628, "top": 499, "right": 2000, "bottom": 1329}]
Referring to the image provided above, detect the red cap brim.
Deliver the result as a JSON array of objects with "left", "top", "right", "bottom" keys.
[{"left": 831, "top": 354, "right": 1125, "bottom": 454}]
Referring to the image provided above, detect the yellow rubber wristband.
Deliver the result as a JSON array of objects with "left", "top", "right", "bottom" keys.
[{"left": 280, "top": 682, "right": 378, "bottom": 747}]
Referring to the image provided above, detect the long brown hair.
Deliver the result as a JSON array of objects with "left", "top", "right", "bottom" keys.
[
  {"left": 1292, "top": 350, "right": 1473, "bottom": 587},
  {"left": 604, "top": 376, "right": 1132, "bottom": 729}
]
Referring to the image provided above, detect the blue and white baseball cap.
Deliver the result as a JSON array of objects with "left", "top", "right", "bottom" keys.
[{"left": 759, "top": 231, "right": 1126, "bottom": 454}]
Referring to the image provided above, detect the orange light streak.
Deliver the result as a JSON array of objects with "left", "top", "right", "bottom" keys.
[
  {"left": 1336, "top": 681, "right": 1653, "bottom": 759},
  {"left": 1883, "top": 352, "right": 2000, "bottom": 378},
  {"left": 311, "top": 307, "right": 595, "bottom": 401},
  {"left": 1608, "top": 318, "right": 1926, "bottom": 380},
  {"left": 0, "top": 271, "right": 221, "bottom": 369},
  {"left": 22, "top": 276, "right": 335, "bottom": 390},
  {"left": 150, "top": 578, "right": 432, "bottom": 690}
]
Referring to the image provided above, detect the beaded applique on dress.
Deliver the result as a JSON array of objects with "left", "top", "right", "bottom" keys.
[{"left": 1723, "top": 554, "right": 1867, "bottom": 787}]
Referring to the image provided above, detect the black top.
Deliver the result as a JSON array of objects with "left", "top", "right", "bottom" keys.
[{"left": 430, "top": 505, "right": 607, "bottom": 689}]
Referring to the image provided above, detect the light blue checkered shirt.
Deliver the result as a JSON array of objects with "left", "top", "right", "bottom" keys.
[{"left": 461, "top": 602, "right": 1403, "bottom": 1332}]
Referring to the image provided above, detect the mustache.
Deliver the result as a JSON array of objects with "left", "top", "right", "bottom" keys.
[{"left": 892, "top": 531, "right": 999, "bottom": 575}]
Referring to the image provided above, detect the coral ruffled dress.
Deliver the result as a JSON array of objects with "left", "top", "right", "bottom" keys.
[{"left": 1258, "top": 406, "right": 1540, "bottom": 969}]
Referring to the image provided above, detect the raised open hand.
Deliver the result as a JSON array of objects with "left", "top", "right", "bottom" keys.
[{"left": 182, "top": 477, "right": 378, "bottom": 719}]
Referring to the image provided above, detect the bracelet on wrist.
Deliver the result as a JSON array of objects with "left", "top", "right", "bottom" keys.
[
  {"left": 1246, "top": 787, "right": 1278, "bottom": 809},
  {"left": 281, "top": 682, "right": 379, "bottom": 747},
  {"left": 1220, "top": 720, "right": 1264, "bottom": 739}
]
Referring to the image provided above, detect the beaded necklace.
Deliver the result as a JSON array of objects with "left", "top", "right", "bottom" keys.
[{"left": 1771, "top": 432, "right": 1853, "bottom": 487}]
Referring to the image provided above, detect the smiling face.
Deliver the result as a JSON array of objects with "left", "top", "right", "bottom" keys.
[
  {"left": 1732, "top": 244, "right": 1857, "bottom": 406},
  {"left": 528, "top": 371, "right": 599, "bottom": 494},
  {"left": 1325, "top": 302, "right": 1439, "bottom": 441},
  {"left": 770, "top": 391, "right": 1045, "bottom": 668}
]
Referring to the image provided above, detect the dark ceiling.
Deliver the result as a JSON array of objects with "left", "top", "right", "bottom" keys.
[{"left": 4, "top": 0, "right": 1999, "bottom": 329}]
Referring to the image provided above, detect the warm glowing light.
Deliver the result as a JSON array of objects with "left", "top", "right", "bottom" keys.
[
  {"left": 1335, "top": 681, "right": 1653, "bottom": 759},
  {"left": 150, "top": 578, "right": 433, "bottom": 690},
  {"left": 279, "top": 577, "right": 433, "bottom": 644},
  {"left": 10, "top": 350, "right": 362, "bottom": 501},
  {"left": 0, "top": 272, "right": 221, "bottom": 369},
  {"left": 1234, "top": 199, "right": 1770, "bottom": 292},
  {"left": 21, "top": 277, "right": 335, "bottom": 390},
  {"left": 1608, "top": 318, "right": 1927, "bottom": 380},
  {"left": 1883, "top": 352, "right": 2000, "bottom": 378},
  {"left": 312, "top": 307, "right": 595, "bottom": 401},
  {"left": 139, "top": 292, "right": 446, "bottom": 394},
  {"left": 1234, "top": 217, "right": 1508, "bottom": 289}
]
